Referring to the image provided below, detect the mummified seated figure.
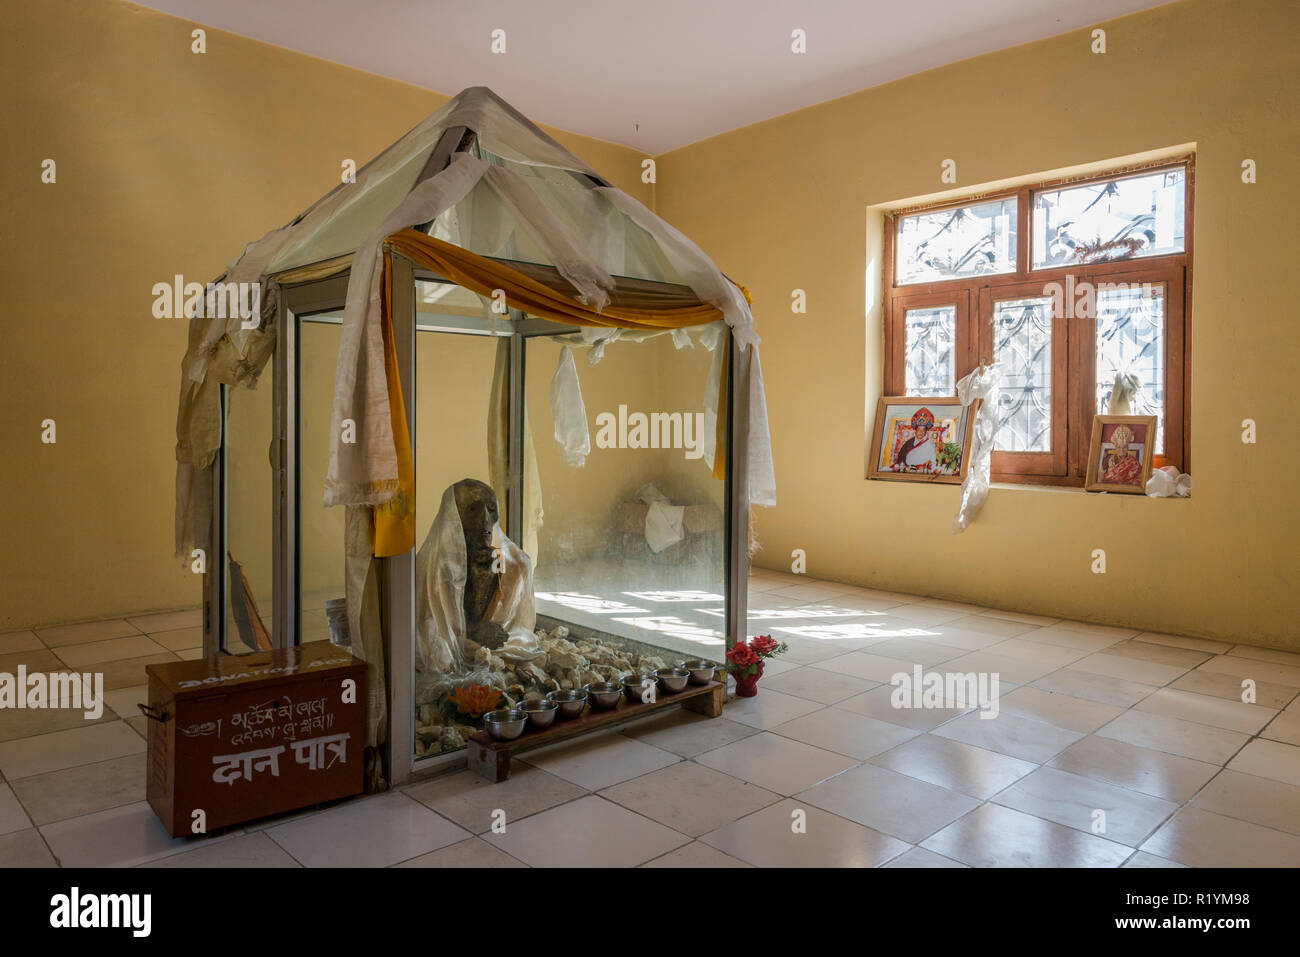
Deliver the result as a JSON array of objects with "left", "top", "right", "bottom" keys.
[{"left": 414, "top": 478, "right": 542, "bottom": 676}]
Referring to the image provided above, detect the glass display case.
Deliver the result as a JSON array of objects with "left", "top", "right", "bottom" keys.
[
  {"left": 190, "top": 88, "right": 771, "bottom": 787},
  {"left": 210, "top": 261, "right": 747, "bottom": 782}
]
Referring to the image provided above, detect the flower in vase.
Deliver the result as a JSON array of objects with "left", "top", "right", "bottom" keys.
[{"left": 725, "top": 641, "right": 761, "bottom": 676}]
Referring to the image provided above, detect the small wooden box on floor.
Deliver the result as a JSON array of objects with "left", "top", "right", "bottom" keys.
[{"left": 143, "top": 641, "right": 366, "bottom": 837}]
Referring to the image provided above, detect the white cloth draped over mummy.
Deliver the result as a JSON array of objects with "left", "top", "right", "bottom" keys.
[{"left": 414, "top": 484, "right": 541, "bottom": 676}]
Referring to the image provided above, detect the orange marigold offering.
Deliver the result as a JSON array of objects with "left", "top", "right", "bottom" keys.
[{"left": 448, "top": 684, "right": 503, "bottom": 719}]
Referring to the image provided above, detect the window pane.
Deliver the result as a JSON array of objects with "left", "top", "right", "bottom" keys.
[
  {"left": 897, "top": 197, "right": 1016, "bottom": 285},
  {"left": 223, "top": 383, "right": 274, "bottom": 654},
  {"left": 903, "top": 305, "right": 956, "bottom": 396},
  {"left": 527, "top": 333, "right": 725, "bottom": 657},
  {"left": 1096, "top": 283, "right": 1166, "bottom": 454},
  {"left": 299, "top": 316, "right": 347, "bottom": 647},
  {"left": 993, "top": 297, "right": 1053, "bottom": 452},
  {"left": 1033, "top": 167, "right": 1185, "bottom": 268}
]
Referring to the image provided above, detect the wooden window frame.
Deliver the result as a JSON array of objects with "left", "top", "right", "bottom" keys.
[{"left": 880, "top": 157, "right": 1193, "bottom": 488}]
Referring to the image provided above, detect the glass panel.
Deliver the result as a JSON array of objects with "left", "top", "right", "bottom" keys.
[
  {"left": 903, "top": 305, "right": 956, "bottom": 396},
  {"left": 896, "top": 197, "right": 1016, "bottom": 285},
  {"left": 298, "top": 315, "right": 348, "bottom": 646},
  {"left": 409, "top": 313, "right": 727, "bottom": 763},
  {"left": 223, "top": 383, "right": 274, "bottom": 654},
  {"left": 993, "top": 297, "right": 1054, "bottom": 453},
  {"left": 412, "top": 314, "right": 500, "bottom": 762},
  {"left": 413, "top": 330, "right": 498, "bottom": 549},
  {"left": 417, "top": 278, "right": 491, "bottom": 321},
  {"left": 1033, "top": 167, "right": 1185, "bottom": 268},
  {"left": 527, "top": 332, "right": 726, "bottom": 671},
  {"left": 1096, "top": 283, "right": 1166, "bottom": 454}
]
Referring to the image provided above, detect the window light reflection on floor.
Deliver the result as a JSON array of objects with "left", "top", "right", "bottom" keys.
[
  {"left": 772, "top": 623, "right": 944, "bottom": 641},
  {"left": 533, "top": 592, "right": 649, "bottom": 615},
  {"left": 620, "top": 590, "right": 725, "bottom": 603},
  {"left": 721, "top": 607, "right": 887, "bottom": 620},
  {"left": 610, "top": 615, "right": 724, "bottom": 645}
]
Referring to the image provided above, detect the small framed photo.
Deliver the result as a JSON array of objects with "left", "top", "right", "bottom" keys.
[
  {"left": 868, "top": 396, "right": 980, "bottom": 484},
  {"left": 1085, "top": 415, "right": 1157, "bottom": 493}
]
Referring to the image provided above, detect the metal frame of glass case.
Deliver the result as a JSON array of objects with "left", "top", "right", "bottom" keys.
[{"left": 206, "top": 259, "right": 750, "bottom": 785}]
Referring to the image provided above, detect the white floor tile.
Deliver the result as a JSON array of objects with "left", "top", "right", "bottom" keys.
[
  {"left": 868, "top": 734, "right": 1037, "bottom": 800},
  {"left": 992, "top": 766, "right": 1177, "bottom": 846},
  {"left": 1226, "top": 738, "right": 1300, "bottom": 786},
  {"left": 0, "top": 722, "right": 145, "bottom": 780},
  {"left": 265, "top": 792, "right": 469, "bottom": 867},
  {"left": 517, "top": 731, "right": 679, "bottom": 791},
  {"left": 144, "top": 831, "right": 300, "bottom": 867},
  {"left": 403, "top": 764, "right": 586, "bottom": 834},
  {"left": 922, "top": 802, "right": 1132, "bottom": 867},
  {"left": 771, "top": 707, "right": 918, "bottom": 760},
  {"left": 1140, "top": 807, "right": 1300, "bottom": 867},
  {"left": 55, "top": 635, "right": 170, "bottom": 668},
  {"left": 40, "top": 801, "right": 217, "bottom": 867},
  {"left": 0, "top": 829, "right": 57, "bottom": 866},
  {"left": 722, "top": 688, "right": 823, "bottom": 729},
  {"left": 1048, "top": 735, "right": 1219, "bottom": 803},
  {"left": 1096, "top": 710, "right": 1248, "bottom": 765},
  {"left": 599, "top": 761, "right": 780, "bottom": 836},
  {"left": 797, "top": 763, "right": 979, "bottom": 843},
  {"left": 701, "top": 798, "right": 910, "bottom": 867},
  {"left": 1134, "top": 688, "right": 1277, "bottom": 735},
  {"left": 482, "top": 795, "right": 688, "bottom": 867},
  {"left": 0, "top": 784, "right": 32, "bottom": 836},
  {"left": 933, "top": 710, "right": 1083, "bottom": 764},
  {"left": 695, "top": 732, "right": 857, "bottom": 794},
  {"left": 882, "top": 846, "right": 969, "bottom": 867},
  {"left": 394, "top": 836, "right": 526, "bottom": 868},
  {"left": 641, "top": 840, "right": 752, "bottom": 867}
]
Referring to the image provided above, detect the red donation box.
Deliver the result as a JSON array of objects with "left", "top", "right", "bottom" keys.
[{"left": 143, "top": 642, "right": 367, "bottom": 837}]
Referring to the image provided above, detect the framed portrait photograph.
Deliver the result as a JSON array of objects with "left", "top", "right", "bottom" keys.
[
  {"left": 868, "top": 396, "right": 980, "bottom": 484},
  {"left": 1085, "top": 414, "right": 1158, "bottom": 493}
]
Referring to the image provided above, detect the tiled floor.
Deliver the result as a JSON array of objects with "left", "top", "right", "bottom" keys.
[{"left": 3, "top": 571, "right": 1300, "bottom": 867}]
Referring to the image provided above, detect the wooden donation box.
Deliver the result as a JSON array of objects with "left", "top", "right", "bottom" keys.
[{"left": 143, "top": 642, "right": 366, "bottom": 837}]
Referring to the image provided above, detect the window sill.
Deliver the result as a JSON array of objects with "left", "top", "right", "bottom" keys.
[{"left": 988, "top": 481, "right": 1188, "bottom": 499}]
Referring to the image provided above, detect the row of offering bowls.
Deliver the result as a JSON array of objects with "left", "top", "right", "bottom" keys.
[{"left": 482, "top": 659, "right": 718, "bottom": 741}]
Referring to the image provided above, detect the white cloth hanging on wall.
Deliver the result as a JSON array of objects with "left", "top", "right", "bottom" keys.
[
  {"left": 413, "top": 485, "right": 539, "bottom": 675},
  {"left": 548, "top": 345, "right": 591, "bottom": 467}
]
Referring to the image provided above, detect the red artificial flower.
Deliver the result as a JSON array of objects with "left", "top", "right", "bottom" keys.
[
  {"left": 726, "top": 642, "right": 759, "bottom": 669},
  {"left": 751, "top": 635, "right": 778, "bottom": 656}
]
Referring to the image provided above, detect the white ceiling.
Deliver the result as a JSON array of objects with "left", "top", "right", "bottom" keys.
[{"left": 136, "top": 0, "right": 1174, "bottom": 153}]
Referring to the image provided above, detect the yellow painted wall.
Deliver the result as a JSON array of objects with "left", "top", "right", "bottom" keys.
[
  {"left": 0, "top": 0, "right": 653, "bottom": 630},
  {"left": 655, "top": 0, "right": 1300, "bottom": 646},
  {"left": 5, "top": 0, "right": 1294, "bottom": 648}
]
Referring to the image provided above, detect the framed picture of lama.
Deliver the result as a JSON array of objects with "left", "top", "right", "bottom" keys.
[
  {"left": 1085, "top": 414, "right": 1157, "bottom": 493},
  {"left": 868, "top": 396, "right": 979, "bottom": 484}
]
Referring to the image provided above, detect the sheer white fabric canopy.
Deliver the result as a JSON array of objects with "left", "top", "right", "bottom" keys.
[{"left": 179, "top": 87, "right": 773, "bottom": 535}]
